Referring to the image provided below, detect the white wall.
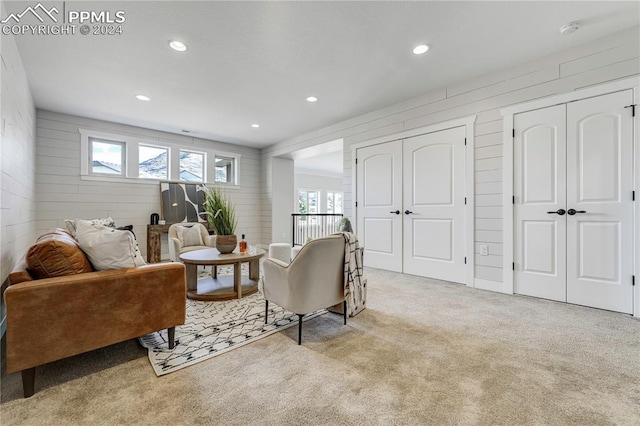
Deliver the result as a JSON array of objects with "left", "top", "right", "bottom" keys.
[
  {"left": 271, "top": 157, "right": 294, "bottom": 243},
  {"left": 262, "top": 26, "right": 640, "bottom": 284},
  {"left": 0, "top": 31, "right": 37, "bottom": 334},
  {"left": 295, "top": 171, "right": 342, "bottom": 212},
  {"left": 35, "top": 111, "right": 262, "bottom": 260}
]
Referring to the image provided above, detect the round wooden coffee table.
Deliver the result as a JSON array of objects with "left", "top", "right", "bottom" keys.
[{"left": 180, "top": 248, "right": 266, "bottom": 301}]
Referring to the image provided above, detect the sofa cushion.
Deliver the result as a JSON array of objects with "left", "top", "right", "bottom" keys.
[
  {"left": 76, "top": 221, "right": 146, "bottom": 270},
  {"left": 26, "top": 229, "right": 94, "bottom": 279},
  {"left": 177, "top": 225, "right": 204, "bottom": 247},
  {"left": 64, "top": 217, "right": 115, "bottom": 238}
]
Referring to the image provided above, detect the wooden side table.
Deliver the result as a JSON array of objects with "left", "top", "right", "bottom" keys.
[{"left": 146, "top": 224, "right": 172, "bottom": 263}]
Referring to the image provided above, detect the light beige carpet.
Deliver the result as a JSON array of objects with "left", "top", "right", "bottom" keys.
[{"left": 2, "top": 267, "right": 639, "bottom": 425}]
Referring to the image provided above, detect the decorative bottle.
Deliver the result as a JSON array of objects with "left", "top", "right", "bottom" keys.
[{"left": 239, "top": 234, "right": 247, "bottom": 254}]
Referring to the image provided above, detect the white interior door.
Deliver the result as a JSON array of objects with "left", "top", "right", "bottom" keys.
[
  {"left": 402, "top": 126, "right": 466, "bottom": 283},
  {"left": 514, "top": 105, "right": 567, "bottom": 302},
  {"left": 513, "top": 90, "right": 634, "bottom": 314},
  {"left": 356, "top": 140, "right": 403, "bottom": 272},
  {"left": 566, "top": 90, "right": 634, "bottom": 314}
]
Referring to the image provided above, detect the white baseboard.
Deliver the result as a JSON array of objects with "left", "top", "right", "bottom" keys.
[{"left": 473, "top": 278, "right": 504, "bottom": 293}]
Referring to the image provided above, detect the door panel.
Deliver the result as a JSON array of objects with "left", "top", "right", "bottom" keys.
[
  {"left": 522, "top": 221, "right": 557, "bottom": 275},
  {"left": 514, "top": 104, "right": 567, "bottom": 302},
  {"left": 578, "top": 114, "right": 620, "bottom": 202},
  {"left": 413, "top": 145, "right": 453, "bottom": 205},
  {"left": 363, "top": 218, "right": 395, "bottom": 253},
  {"left": 357, "top": 140, "right": 403, "bottom": 272},
  {"left": 566, "top": 90, "right": 633, "bottom": 314},
  {"left": 413, "top": 219, "right": 452, "bottom": 261},
  {"left": 403, "top": 126, "right": 466, "bottom": 283},
  {"left": 578, "top": 222, "right": 619, "bottom": 282}
]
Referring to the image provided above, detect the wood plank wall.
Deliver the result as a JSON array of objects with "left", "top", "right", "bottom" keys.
[
  {"left": 0, "top": 33, "right": 37, "bottom": 334},
  {"left": 35, "top": 111, "right": 263, "bottom": 260},
  {"left": 262, "top": 27, "right": 640, "bottom": 284}
]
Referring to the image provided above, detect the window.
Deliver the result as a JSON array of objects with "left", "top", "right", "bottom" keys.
[
  {"left": 298, "top": 190, "right": 319, "bottom": 214},
  {"left": 80, "top": 129, "right": 240, "bottom": 185},
  {"left": 180, "top": 150, "right": 205, "bottom": 182},
  {"left": 215, "top": 156, "right": 235, "bottom": 184},
  {"left": 89, "top": 138, "right": 125, "bottom": 176},
  {"left": 138, "top": 145, "right": 169, "bottom": 180},
  {"left": 327, "top": 191, "right": 343, "bottom": 214}
]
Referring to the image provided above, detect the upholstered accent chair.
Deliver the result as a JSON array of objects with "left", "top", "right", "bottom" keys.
[
  {"left": 168, "top": 223, "right": 216, "bottom": 262},
  {"left": 262, "top": 234, "right": 347, "bottom": 345}
]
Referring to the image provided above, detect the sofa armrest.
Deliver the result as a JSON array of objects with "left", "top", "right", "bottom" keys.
[
  {"left": 204, "top": 235, "right": 216, "bottom": 247},
  {"left": 262, "top": 258, "right": 291, "bottom": 305},
  {"left": 8, "top": 270, "right": 33, "bottom": 285},
  {"left": 4, "top": 263, "right": 186, "bottom": 374},
  {"left": 168, "top": 237, "right": 182, "bottom": 262}
]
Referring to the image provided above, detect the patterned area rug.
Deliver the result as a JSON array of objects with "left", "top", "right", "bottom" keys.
[{"left": 139, "top": 267, "right": 325, "bottom": 376}]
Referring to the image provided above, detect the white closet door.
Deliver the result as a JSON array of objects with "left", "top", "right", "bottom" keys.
[
  {"left": 402, "top": 126, "right": 466, "bottom": 283},
  {"left": 356, "top": 140, "right": 403, "bottom": 272},
  {"left": 566, "top": 90, "right": 634, "bottom": 314},
  {"left": 514, "top": 105, "right": 567, "bottom": 302}
]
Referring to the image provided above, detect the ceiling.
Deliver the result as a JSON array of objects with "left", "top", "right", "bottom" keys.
[
  {"left": 295, "top": 150, "right": 343, "bottom": 176},
  {"left": 5, "top": 1, "right": 639, "bottom": 149}
]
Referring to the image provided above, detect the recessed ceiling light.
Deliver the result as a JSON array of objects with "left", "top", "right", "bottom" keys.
[
  {"left": 559, "top": 22, "right": 580, "bottom": 36},
  {"left": 306, "top": 96, "right": 318, "bottom": 102},
  {"left": 251, "top": 124, "right": 260, "bottom": 128},
  {"left": 413, "top": 44, "right": 429, "bottom": 55},
  {"left": 169, "top": 40, "right": 188, "bottom": 52},
  {"left": 136, "top": 94, "right": 151, "bottom": 101}
]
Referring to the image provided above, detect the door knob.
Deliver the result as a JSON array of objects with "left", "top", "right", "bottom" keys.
[
  {"left": 390, "top": 210, "right": 400, "bottom": 215},
  {"left": 567, "top": 209, "right": 587, "bottom": 215},
  {"left": 404, "top": 210, "right": 413, "bottom": 215},
  {"left": 546, "top": 209, "right": 566, "bottom": 215}
]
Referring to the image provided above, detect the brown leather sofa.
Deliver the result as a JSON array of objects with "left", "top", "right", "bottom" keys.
[{"left": 4, "top": 229, "right": 186, "bottom": 398}]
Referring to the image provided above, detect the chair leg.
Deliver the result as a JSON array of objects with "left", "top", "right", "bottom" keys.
[
  {"left": 168, "top": 327, "right": 176, "bottom": 349},
  {"left": 22, "top": 367, "right": 36, "bottom": 398},
  {"left": 297, "top": 314, "right": 304, "bottom": 345},
  {"left": 343, "top": 300, "right": 348, "bottom": 325},
  {"left": 265, "top": 300, "right": 269, "bottom": 324}
]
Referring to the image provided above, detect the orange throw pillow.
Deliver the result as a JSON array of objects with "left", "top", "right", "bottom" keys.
[{"left": 26, "top": 229, "right": 94, "bottom": 279}]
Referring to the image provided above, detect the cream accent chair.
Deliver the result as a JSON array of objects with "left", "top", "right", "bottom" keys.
[
  {"left": 168, "top": 223, "right": 216, "bottom": 262},
  {"left": 262, "top": 234, "right": 347, "bottom": 345}
]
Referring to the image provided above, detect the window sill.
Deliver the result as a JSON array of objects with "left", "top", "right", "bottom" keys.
[{"left": 80, "top": 174, "right": 241, "bottom": 189}]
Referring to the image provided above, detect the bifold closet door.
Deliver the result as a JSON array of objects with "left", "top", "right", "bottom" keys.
[
  {"left": 402, "top": 126, "right": 466, "bottom": 283},
  {"left": 566, "top": 90, "right": 634, "bottom": 314},
  {"left": 514, "top": 105, "right": 567, "bottom": 302},
  {"left": 356, "top": 140, "right": 403, "bottom": 272}
]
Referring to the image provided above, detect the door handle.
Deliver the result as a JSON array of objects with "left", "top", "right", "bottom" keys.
[
  {"left": 404, "top": 210, "right": 413, "bottom": 215},
  {"left": 390, "top": 210, "right": 400, "bottom": 215},
  {"left": 546, "top": 209, "right": 566, "bottom": 216},
  {"left": 567, "top": 209, "right": 587, "bottom": 215}
]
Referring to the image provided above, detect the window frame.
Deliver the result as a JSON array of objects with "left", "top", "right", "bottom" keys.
[
  {"left": 79, "top": 129, "right": 241, "bottom": 186},
  {"left": 138, "top": 143, "right": 170, "bottom": 181},
  {"left": 326, "top": 190, "right": 343, "bottom": 214},
  {"left": 298, "top": 189, "right": 321, "bottom": 214},
  {"left": 88, "top": 137, "right": 126, "bottom": 177},
  {"left": 214, "top": 155, "right": 237, "bottom": 185},
  {"left": 179, "top": 149, "right": 207, "bottom": 183}
]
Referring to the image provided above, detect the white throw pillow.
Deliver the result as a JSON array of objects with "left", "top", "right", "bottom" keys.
[
  {"left": 76, "top": 221, "right": 146, "bottom": 270},
  {"left": 177, "top": 226, "right": 204, "bottom": 247},
  {"left": 65, "top": 217, "right": 115, "bottom": 238}
]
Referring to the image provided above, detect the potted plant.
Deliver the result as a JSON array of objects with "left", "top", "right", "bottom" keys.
[{"left": 202, "top": 186, "right": 238, "bottom": 254}]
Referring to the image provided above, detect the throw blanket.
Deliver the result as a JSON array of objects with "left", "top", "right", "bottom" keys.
[{"left": 341, "top": 232, "right": 366, "bottom": 315}]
